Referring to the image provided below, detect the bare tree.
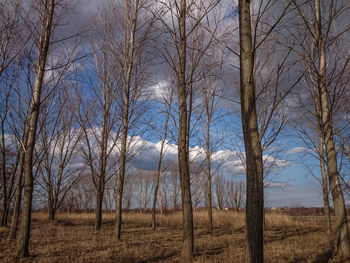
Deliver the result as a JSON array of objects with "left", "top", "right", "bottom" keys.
[
  {"left": 237, "top": 1, "right": 296, "bottom": 261},
  {"left": 290, "top": 0, "right": 350, "bottom": 255},
  {"left": 226, "top": 180, "right": 245, "bottom": 211},
  {"left": 16, "top": 0, "right": 56, "bottom": 257},
  {"left": 0, "top": 0, "right": 27, "bottom": 227},
  {"left": 135, "top": 170, "right": 153, "bottom": 212},
  {"left": 214, "top": 174, "right": 225, "bottom": 209},
  {"left": 8, "top": 60, "right": 33, "bottom": 240},
  {"left": 199, "top": 48, "right": 224, "bottom": 232},
  {"left": 36, "top": 87, "right": 82, "bottom": 221},
  {"left": 76, "top": 4, "right": 124, "bottom": 230},
  {"left": 151, "top": 81, "right": 174, "bottom": 230},
  {"left": 153, "top": 0, "right": 222, "bottom": 258},
  {"left": 114, "top": 0, "right": 153, "bottom": 241}
]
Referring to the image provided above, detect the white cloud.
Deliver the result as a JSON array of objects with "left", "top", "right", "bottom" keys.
[
  {"left": 143, "top": 81, "right": 171, "bottom": 100},
  {"left": 265, "top": 181, "right": 293, "bottom": 190},
  {"left": 287, "top": 147, "right": 307, "bottom": 155}
]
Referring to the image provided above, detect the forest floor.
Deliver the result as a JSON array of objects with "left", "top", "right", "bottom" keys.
[{"left": 0, "top": 210, "right": 347, "bottom": 263}]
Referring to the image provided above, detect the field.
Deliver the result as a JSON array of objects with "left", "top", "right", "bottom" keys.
[{"left": 0, "top": 210, "right": 347, "bottom": 262}]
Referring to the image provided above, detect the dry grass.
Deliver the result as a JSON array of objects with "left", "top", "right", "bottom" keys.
[{"left": 0, "top": 210, "right": 346, "bottom": 262}]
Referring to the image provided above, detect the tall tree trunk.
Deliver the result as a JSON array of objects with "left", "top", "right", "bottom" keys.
[
  {"left": 152, "top": 97, "right": 171, "bottom": 230},
  {"left": 17, "top": 0, "right": 55, "bottom": 257},
  {"left": 239, "top": 1, "right": 264, "bottom": 262},
  {"left": 314, "top": 91, "right": 333, "bottom": 247},
  {"left": 8, "top": 133, "right": 27, "bottom": 240},
  {"left": 315, "top": 0, "right": 350, "bottom": 256},
  {"left": 205, "top": 115, "right": 213, "bottom": 233},
  {"left": 1, "top": 120, "right": 9, "bottom": 226},
  {"left": 178, "top": 0, "right": 194, "bottom": 259},
  {"left": 319, "top": 137, "right": 333, "bottom": 247},
  {"left": 114, "top": 95, "right": 129, "bottom": 241},
  {"left": 96, "top": 105, "right": 108, "bottom": 230},
  {"left": 114, "top": 0, "right": 138, "bottom": 241}
]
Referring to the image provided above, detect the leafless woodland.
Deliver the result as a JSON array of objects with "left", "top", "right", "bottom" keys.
[{"left": 0, "top": 0, "right": 350, "bottom": 262}]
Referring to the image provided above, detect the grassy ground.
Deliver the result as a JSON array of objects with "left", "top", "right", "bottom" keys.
[{"left": 0, "top": 210, "right": 346, "bottom": 262}]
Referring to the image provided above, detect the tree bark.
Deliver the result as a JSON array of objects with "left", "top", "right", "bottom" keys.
[
  {"left": 205, "top": 115, "right": 213, "bottom": 233},
  {"left": 114, "top": 0, "right": 138, "bottom": 242},
  {"left": 178, "top": 0, "right": 194, "bottom": 259},
  {"left": 17, "top": 0, "right": 55, "bottom": 257},
  {"left": 48, "top": 205, "right": 55, "bottom": 222},
  {"left": 319, "top": 138, "right": 333, "bottom": 247},
  {"left": 95, "top": 99, "right": 108, "bottom": 230},
  {"left": 315, "top": 0, "right": 350, "bottom": 256},
  {"left": 8, "top": 132, "right": 27, "bottom": 240},
  {"left": 48, "top": 184, "right": 55, "bottom": 221},
  {"left": 314, "top": 91, "right": 333, "bottom": 247},
  {"left": 1, "top": 119, "right": 9, "bottom": 227},
  {"left": 239, "top": 1, "right": 264, "bottom": 262}
]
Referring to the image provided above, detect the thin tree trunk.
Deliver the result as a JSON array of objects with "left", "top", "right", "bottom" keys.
[
  {"left": 178, "top": 0, "right": 194, "bottom": 259},
  {"left": 114, "top": 0, "right": 138, "bottom": 242},
  {"left": 8, "top": 134, "right": 26, "bottom": 240},
  {"left": 152, "top": 97, "right": 171, "bottom": 230},
  {"left": 239, "top": 1, "right": 264, "bottom": 262},
  {"left": 114, "top": 99, "right": 129, "bottom": 241},
  {"left": 205, "top": 116, "right": 213, "bottom": 233},
  {"left": 1, "top": 120, "right": 9, "bottom": 226},
  {"left": 95, "top": 105, "right": 107, "bottom": 230},
  {"left": 17, "top": 0, "right": 55, "bottom": 257},
  {"left": 315, "top": 0, "right": 350, "bottom": 256},
  {"left": 48, "top": 185, "right": 55, "bottom": 221}
]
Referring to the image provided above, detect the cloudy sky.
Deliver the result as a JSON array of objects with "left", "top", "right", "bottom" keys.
[{"left": 45, "top": 0, "right": 342, "bottom": 208}]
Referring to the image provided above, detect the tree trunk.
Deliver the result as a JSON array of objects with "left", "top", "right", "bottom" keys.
[
  {"left": 239, "top": 1, "right": 264, "bottom": 262},
  {"left": 1, "top": 203, "right": 9, "bottom": 227},
  {"left": 315, "top": 0, "right": 350, "bottom": 256},
  {"left": 206, "top": 118, "right": 213, "bottom": 233},
  {"left": 96, "top": 108, "right": 107, "bottom": 231},
  {"left": 17, "top": 0, "right": 55, "bottom": 257},
  {"left": 95, "top": 184, "right": 103, "bottom": 230},
  {"left": 152, "top": 135, "right": 167, "bottom": 230},
  {"left": 1, "top": 121, "right": 9, "bottom": 227},
  {"left": 114, "top": 114, "right": 128, "bottom": 241},
  {"left": 8, "top": 136, "right": 26, "bottom": 240},
  {"left": 315, "top": 99, "right": 333, "bottom": 247},
  {"left": 152, "top": 91, "right": 172, "bottom": 231},
  {"left": 319, "top": 141, "right": 333, "bottom": 247},
  {"left": 114, "top": 0, "right": 138, "bottom": 242},
  {"left": 48, "top": 206, "right": 55, "bottom": 222},
  {"left": 178, "top": 0, "right": 194, "bottom": 259},
  {"left": 48, "top": 185, "right": 55, "bottom": 221}
]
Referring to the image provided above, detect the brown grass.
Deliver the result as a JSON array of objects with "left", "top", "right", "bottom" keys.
[{"left": 0, "top": 210, "right": 346, "bottom": 262}]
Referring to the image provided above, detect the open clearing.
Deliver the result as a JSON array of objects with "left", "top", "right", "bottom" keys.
[{"left": 0, "top": 210, "right": 347, "bottom": 262}]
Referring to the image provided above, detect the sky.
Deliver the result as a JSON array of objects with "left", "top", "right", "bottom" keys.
[{"left": 33, "top": 0, "right": 350, "bottom": 208}]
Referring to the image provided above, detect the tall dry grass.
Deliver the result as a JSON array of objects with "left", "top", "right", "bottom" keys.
[
  {"left": 0, "top": 210, "right": 342, "bottom": 263},
  {"left": 35, "top": 209, "right": 306, "bottom": 232}
]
